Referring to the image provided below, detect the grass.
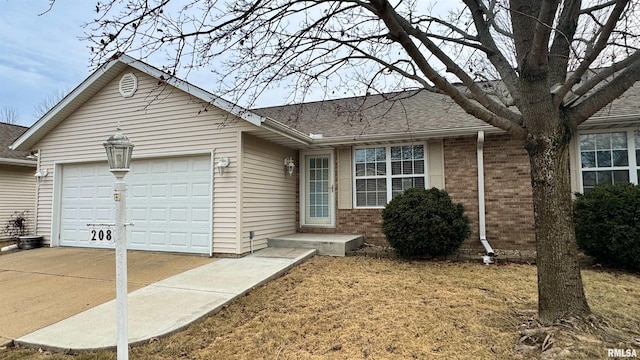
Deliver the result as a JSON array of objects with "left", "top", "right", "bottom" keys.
[{"left": 1, "top": 256, "right": 639, "bottom": 359}]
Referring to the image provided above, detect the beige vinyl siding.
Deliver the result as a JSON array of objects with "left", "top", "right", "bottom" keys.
[
  {"left": 31, "top": 68, "right": 257, "bottom": 254},
  {"left": 0, "top": 165, "right": 36, "bottom": 240},
  {"left": 241, "top": 133, "right": 297, "bottom": 253}
]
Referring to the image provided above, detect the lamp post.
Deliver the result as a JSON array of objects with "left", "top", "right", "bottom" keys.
[{"left": 103, "top": 128, "right": 134, "bottom": 360}]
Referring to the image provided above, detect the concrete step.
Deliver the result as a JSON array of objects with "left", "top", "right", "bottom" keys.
[{"left": 268, "top": 233, "right": 363, "bottom": 257}]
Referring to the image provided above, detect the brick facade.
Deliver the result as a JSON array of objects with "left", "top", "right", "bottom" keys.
[
  {"left": 444, "top": 134, "right": 535, "bottom": 250},
  {"left": 297, "top": 133, "right": 537, "bottom": 250}
]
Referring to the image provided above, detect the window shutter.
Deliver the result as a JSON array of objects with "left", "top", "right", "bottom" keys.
[
  {"left": 427, "top": 140, "right": 445, "bottom": 189},
  {"left": 337, "top": 147, "right": 352, "bottom": 209}
]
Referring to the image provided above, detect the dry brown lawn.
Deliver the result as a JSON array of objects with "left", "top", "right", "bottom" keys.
[{"left": 2, "top": 256, "right": 639, "bottom": 360}]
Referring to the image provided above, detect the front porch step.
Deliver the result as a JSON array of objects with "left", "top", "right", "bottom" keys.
[{"left": 267, "top": 233, "right": 364, "bottom": 257}]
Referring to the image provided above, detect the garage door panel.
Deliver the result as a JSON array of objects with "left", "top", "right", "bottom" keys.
[
  {"left": 130, "top": 184, "right": 148, "bottom": 198},
  {"left": 95, "top": 207, "right": 112, "bottom": 221},
  {"left": 150, "top": 208, "right": 167, "bottom": 221},
  {"left": 171, "top": 184, "right": 189, "bottom": 198},
  {"left": 151, "top": 161, "right": 169, "bottom": 175},
  {"left": 191, "top": 233, "right": 210, "bottom": 248},
  {"left": 171, "top": 208, "right": 188, "bottom": 222},
  {"left": 192, "top": 208, "right": 210, "bottom": 223},
  {"left": 60, "top": 155, "right": 212, "bottom": 254},
  {"left": 169, "top": 233, "right": 187, "bottom": 247},
  {"left": 192, "top": 183, "right": 210, "bottom": 197},
  {"left": 171, "top": 160, "right": 189, "bottom": 173},
  {"left": 192, "top": 157, "right": 211, "bottom": 172},
  {"left": 151, "top": 184, "right": 167, "bottom": 198},
  {"left": 129, "top": 231, "right": 147, "bottom": 247},
  {"left": 96, "top": 185, "right": 112, "bottom": 200}
]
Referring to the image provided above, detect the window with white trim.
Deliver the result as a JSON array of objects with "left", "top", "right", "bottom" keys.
[
  {"left": 579, "top": 130, "right": 639, "bottom": 193},
  {"left": 354, "top": 144, "right": 426, "bottom": 207}
]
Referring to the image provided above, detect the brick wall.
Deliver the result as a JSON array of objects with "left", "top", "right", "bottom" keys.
[
  {"left": 298, "top": 208, "right": 387, "bottom": 246},
  {"left": 444, "top": 134, "right": 536, "bottom": 250},
  {"left": 298, "top": 134, "right": 537, "bottom": 250}
]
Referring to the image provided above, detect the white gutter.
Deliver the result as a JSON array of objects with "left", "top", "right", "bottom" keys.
[
  {"left": 477, "top": 131, "right": 495, "bottom": 257},
  {"left": 579, "top": 114, "right": 640, "bottom": 129},
  {"left": 312, "top": 125, "right": 503, "bottom": 147}
]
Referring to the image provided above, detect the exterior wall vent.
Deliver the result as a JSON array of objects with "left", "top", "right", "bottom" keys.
[{"left": 119, "top": 73, "right": 138, "bottom": 98}]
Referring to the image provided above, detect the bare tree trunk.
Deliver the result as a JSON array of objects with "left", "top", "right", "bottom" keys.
[{"left": 525, "top": 129, "right": 591, "bottom": 324}]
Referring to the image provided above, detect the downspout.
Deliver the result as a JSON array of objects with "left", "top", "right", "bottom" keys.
[
  {"left": 477, "top": 131, "right": 495, "bottom": 258},
  {"left": 34, "top": 149, "right": 41, "bottom": 238}
]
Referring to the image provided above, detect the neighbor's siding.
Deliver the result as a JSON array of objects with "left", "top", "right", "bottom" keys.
[
  {"left": 0, "top": 165, "right": 36, "bottom": 240},
  {"left": 241, "top": 133, "right": 297, "bottom": 253},
  {"left": 31, "top": 68, "right": 258, "bottom": 254}
]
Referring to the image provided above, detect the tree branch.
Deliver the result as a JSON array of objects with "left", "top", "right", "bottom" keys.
[
  {"left": 568, "top": 57, "right": 640, "bottom": 126},
  {"left": 464, "top": 0, "right": 521, "bottom": 106},
  {"left": 552, "top": 0, "right": 630, "bottom": 108},
  {"left": 369, "top": 0, "right": 524, "bottom": 135}
]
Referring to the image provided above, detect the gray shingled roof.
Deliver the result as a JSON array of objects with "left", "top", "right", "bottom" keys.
[
  {"left": 254, "top": 90, "right": 488, "bottom": 138},
  {"left": 254, "top": 85, "right": 640, "bottom": 138},
  {"left": 591, "top": 80, "right": 640, "bottom": 118},
  {"left": 0, "top": 122, "right": 32, "bottom": 161}
]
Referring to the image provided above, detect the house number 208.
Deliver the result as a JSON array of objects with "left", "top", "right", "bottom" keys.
[{"left": 91, "top": 229, "right": 113, "bottom": 241}]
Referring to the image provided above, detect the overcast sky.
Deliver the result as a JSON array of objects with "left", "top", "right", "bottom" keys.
[
  {"left": 0, "top": 1, "right": 93, "bottom": 126},
  {"left": 0, "top": 1, "right": 310, "bottom": 127},
  {"left": 0, "top": 1, "right": 230, "bottom": 127},
  {"left": 0, "top": 1, "right": 457, "bottom": 127}
]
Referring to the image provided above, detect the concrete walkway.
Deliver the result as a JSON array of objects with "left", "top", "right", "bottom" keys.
[{"left": 16, "top": 247, "right": 315, "bottom": 353}]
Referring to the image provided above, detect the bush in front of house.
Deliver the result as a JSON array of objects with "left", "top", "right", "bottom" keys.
[
  {"left": 382, "top": 188, "right": 470, "bottom": 259},
  {"left": 574, "top": 183, "right": 640, "bottom": 271}
]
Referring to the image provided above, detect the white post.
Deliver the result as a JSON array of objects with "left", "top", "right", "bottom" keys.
[{"left": 113, "top": 172, "right": 128, "bottom": 360}]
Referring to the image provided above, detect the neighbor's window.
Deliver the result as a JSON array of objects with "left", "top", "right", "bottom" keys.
[
  {"left": 579, "top": 131, "right": 639, "bottom": 193},
  {"left": 354, "top": 144, "right": 426, "bottom": 207}
]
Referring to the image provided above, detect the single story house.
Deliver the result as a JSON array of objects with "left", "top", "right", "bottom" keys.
[
  {"left": 1, "top": 122, "right": 36, "bottom": 240},
  {"left": 10, "top": 55, "right": 640, "bottom": 256}
]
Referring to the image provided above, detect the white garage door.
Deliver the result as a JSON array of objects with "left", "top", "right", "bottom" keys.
[{"left": 59, "top": 155, "right": 212, "bottom": 254}]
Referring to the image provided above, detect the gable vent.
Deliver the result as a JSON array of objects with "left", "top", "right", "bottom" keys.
[{"left": 119, "top": 73, "right": 138, "bottom": 98}]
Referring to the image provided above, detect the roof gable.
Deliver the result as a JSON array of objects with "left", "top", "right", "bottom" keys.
[{"left": 10, "top": 55, "right": 271, "bottom": 151}]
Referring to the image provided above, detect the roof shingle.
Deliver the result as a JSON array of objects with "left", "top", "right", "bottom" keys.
[
  {"left": 254, "top": 90, "right": 488, "bottom": 138},
  {"left": 0, "top": 123, "right": 32, "bottom": 161}
]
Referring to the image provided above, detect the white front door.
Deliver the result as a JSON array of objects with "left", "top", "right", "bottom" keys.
[{"left": 302, "top": 152, "right": 334, "bottom": 226}]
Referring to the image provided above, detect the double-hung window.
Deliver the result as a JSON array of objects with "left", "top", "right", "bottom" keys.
[
  {"left": 354, "top": 144, "right": 426, "bottom": 207},
  {"left": 579, "top": 130, "right": 640, "bottom": 193}
]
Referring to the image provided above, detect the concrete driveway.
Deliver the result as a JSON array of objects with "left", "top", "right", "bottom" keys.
[{"left": 0, "top": 247, "right": 215, "bottom": 342}]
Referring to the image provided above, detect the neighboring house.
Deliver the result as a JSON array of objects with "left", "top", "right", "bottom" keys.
[
  {"left": 10, "top": 55, "right": 640, "bottom": 256},
  {"left": 1, "top": 122, "right": 36, "bottom": 240}
]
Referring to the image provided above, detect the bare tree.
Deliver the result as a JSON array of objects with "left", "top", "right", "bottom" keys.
[
  {"left": 86, "top": 0, "right": 640, "bottom": 324},
  {"left": 0, "top": 106, "right": 21, "bottom": 125},
  {"left": 34, "top": 88, "right": 70, "bottom": 118}
]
